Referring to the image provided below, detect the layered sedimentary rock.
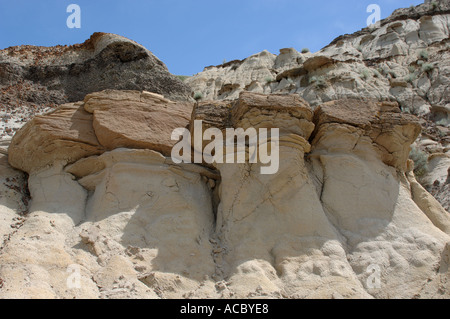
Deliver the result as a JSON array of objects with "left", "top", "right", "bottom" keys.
[
  {"left": 0, "top": 33, "right": 192, "bottom": 104},
  {"left": 188, "top": 2, "right": 450, "bottom": 111},
  {"left": 309, "top": 99, "right": 449, "bottom": 298},
  {"left": 8, "top": 90, "right": 193, "bottom": 174},
  {"left": 7, "top": 102, "right": 103, "bottom": 174},
  {"left": 1, "top": 150, "right": 217, "bottom": 298},
  {"left": 186, "top": 1, "right": 450, "bottom": 210},
  {"left": 312, "top": 99, "right": 422, "bottom": 171},
  {"left": 0, "top": 32, "right": 193, "bottom": 141},
  {"left": 209, "top": 93, "right": 369, "bottom": 298},
  {"left": 1, "top": 91, "right": 449, "bottom": 299}
]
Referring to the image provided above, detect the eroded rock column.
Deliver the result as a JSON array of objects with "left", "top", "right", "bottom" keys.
[
  {"left": 209, "top": 93, "right": 369, "bottom": 298},
  {"left": 65, "top": 149, "right": 218, "bottom": 298},
  {"left": 310, "top": 99, "right": 450, "bottom": 298}
]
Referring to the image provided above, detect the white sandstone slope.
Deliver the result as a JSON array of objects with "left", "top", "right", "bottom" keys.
[{"left": 1, "top": 90, "right": 448, "bottom": 299}]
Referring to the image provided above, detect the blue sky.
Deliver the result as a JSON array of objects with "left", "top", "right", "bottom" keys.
[{"left": 0, "top": 0, "right": 423, "bottom": 76}]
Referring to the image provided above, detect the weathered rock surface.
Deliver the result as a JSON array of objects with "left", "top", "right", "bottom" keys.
[
  {"left": 309, "top": 101, "right": 449, "bottom": 298},
  {"left": 83, "top": 90, "right": 192, "bottom": 157},
  {"left": 312, "top": 99, "right": 422, "bottom": 170},
  {"left": 1, "top": 91, "right": 449, "bottom": 299},
  {"left": 186, "top": 1, "right": 450, "bottom": 210},
  {"left": 1, "top": 0, "right": 449, "bottom": 300},
  {"left": 0, "top": 32, "right": 193, "bottom": 141},
  {"left": 8, "top": 90, "right": 193, "bottom": 173},
  {"left": 8, "top": 102, "right": 103, "bottom": 174},
  {"left": 0, "top": 32, "right": 192, "bottom": 104}
]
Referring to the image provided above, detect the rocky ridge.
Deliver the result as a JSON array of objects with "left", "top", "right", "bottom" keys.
[
  {"left": 0, "top": 32, "right": 192, "bottom": 140},
  {"left": 0, "top": 1, "right": 449, "bottom": 300},
  {"left": 186, "top": 1, "right": 450, "bottom": 210}
]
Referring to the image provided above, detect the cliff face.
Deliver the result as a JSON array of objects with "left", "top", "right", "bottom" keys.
[
  {"left": 0, "top": 2, "right": 449, "bottom": 300},
  {"left": 186, "top": 1, "right": 450, "bottom": 210},
  {"left": 0, "top": 32, "right": 192, "bottom": 104},
  {"left": 0, "top": 90, "right": 449, "bottom": 299},
  {"left": 0, "top": 32, "right": 192, "bottom": 141},
  {"left": 187, "top": 2, "right": 450, "bottom": 111}
]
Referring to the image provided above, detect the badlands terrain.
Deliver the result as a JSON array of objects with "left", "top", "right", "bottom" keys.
[{"left": 0, "top": 0, "right": 449, "bottom": 299}]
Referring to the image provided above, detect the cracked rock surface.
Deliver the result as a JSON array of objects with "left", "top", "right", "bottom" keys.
[
  {"left": 0, "top": 1, "right": 449, "bottom": 299},
  {"left": 0, "top": 90, "right": 448, "bottom": 299},
  {"left": 186, "top": 0, "right": 450, "bottom": 211}
]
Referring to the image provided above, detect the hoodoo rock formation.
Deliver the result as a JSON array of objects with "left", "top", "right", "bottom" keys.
[
  {"left": 0, "top": 90, "right": 448, "bottom": 299},
  {"left": 187, "top": 0, "right": 450, "bottom": 211},
  {"left": 0, "top": 0, "right": 449, "bottom": 299}
]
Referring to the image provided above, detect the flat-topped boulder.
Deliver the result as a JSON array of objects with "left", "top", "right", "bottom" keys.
[
  {"left": 8, "top": 102, "right": 104, "bottom": 174},
  {"left": 84, "top": 90, "right": 193, "bottom": 156},
  {"left": 312, "top": 99, "right": 422, "bottom": 170},
  {"left": 8, "top": 90, "right": 193, "bottom": 173}
]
